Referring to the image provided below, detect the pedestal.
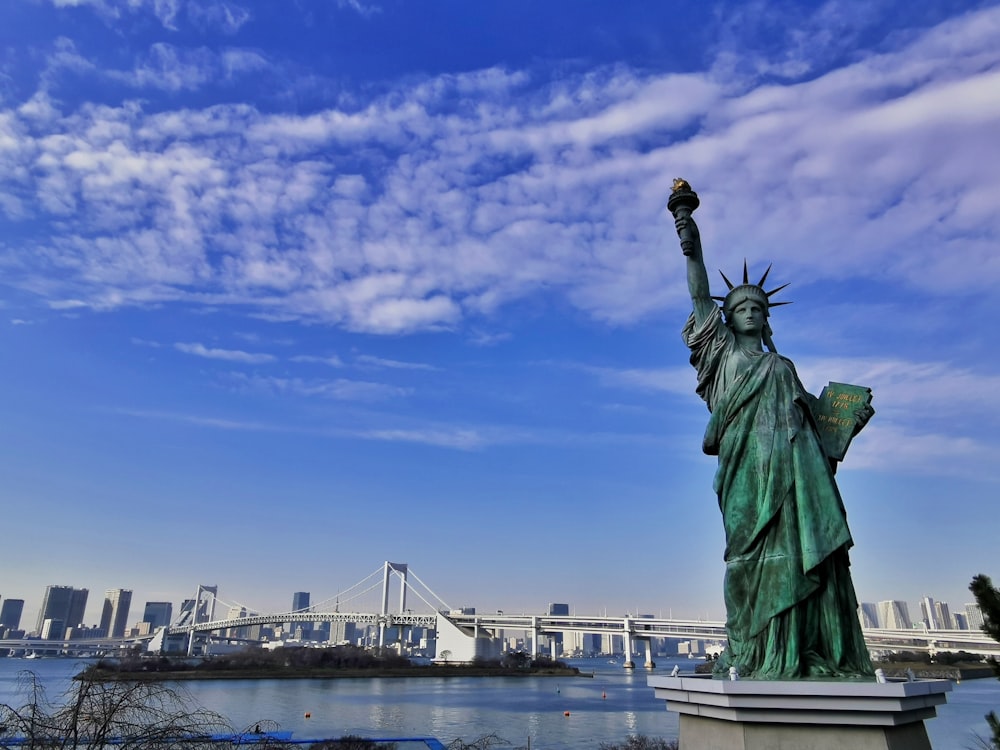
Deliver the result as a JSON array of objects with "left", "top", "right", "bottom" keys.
[{"left": 648, "top": 674, "right": 951, "bottom": 750}]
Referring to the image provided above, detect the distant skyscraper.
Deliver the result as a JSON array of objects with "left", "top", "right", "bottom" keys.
[
  {"left": 142, "top": 602, "right": 174, "bottom": 630},
  {"left": 877, "top": 600, "right": 911, "bottom": 630},
  {"left": 0, "top": 599, "right": 25, "bottom": 630},
  {"left": 330, "top": 620, "right": 357, "bottom": 645},
  {"left": 919, "top": 596, "right": 941, "bottom": 629},
  {"left": 226, "top": 605, "right": 248, "bottom": 639},
  {"left": 858, "top": 602, "right": 879, "bottom": 628},
  {"left": 966, "top": 602, "right": 985, "bottom": 630},
  {"left": 291, "top": 592, "right": 310, "bottom": 634},
  {"left": 547, "top": 603, "right": 569, "bottom": 655},
  {"left": 933, "top": 601, "right": 952, "bottom": 630},
  {"left": 100, "top": 589, "right": 133, "bottom": 638},
  {"left": 953, "top": 612, "right": 968, "bottom": 630},
  {"left": 36, "top": 586, "right": 89, "bottom": 635},
  {"left": 41, "top": 618, "right": 65, "bottom": 640}
]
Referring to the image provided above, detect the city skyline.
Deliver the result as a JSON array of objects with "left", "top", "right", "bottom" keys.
[
  {"left": 1, "top": 577, "right": 987, "bottom": 637},
  {"left": 2, "top": 1, "right": 999, "bottom": 623}
]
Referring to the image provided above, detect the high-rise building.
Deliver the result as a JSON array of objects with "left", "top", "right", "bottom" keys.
[
  {"left": 966, "top": 602, "right": 985, "bottom": 630},
  {"left": 547, "top": 603, "right": 569, "bottom": 656},
  {"left": 934, "top": 601, "right": 952, "bottom": 630},
  {"left": 41, "top": 618, "right": 65, "bottom": 640},
  {"left": 291, "top": 592, "right": 310, "bottom": 634},
  {"left": 142, "top": 602, "right": 174, "bottom": 630},
  {"left": 877, "top": 600, "right": 911, "bottom": 630},
  {"left": 100, "top": 589, "right": 133, "bottom": 638},
  {"left": 0, "top": 599, "right": 25, "bottom": 630},
  {"left": 329, "top": 620, "right": 357, "bottom": 645},
  {"left": 36, "top": 586, "right": 89, "bottom": 635},
  {"left": 919, "top": 596, "right": 940, "bottom": 629},
  {"left": 225, "top": 605, "right": 248, "bottom": 639},
  {"left": 858, "top": 602, "right": 879, "bottom": 628}
]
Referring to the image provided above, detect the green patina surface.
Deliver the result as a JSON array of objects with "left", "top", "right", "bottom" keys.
[{"left": 670, "top": 181, "right": 875, "bottom": 681}]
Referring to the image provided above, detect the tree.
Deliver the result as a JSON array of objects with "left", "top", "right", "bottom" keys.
[
  {"left": 970, "top": 574, "right": 1000, "bottom": 750},
  {"left": 0, "top": 670, "right": 248, "bottom": 750}
]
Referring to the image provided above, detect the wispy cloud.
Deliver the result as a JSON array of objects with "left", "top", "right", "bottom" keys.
[
  {"left": 117, "top": 407, "right": 660, "bottom": 451},
  {"left": 47, "top": 0, "right": 251, "bottom": 32},
  {"left": 336, "top": 0, "right": 381, "bottom": 19},
  {"left": 358, "top": 428, "right": 484, "bottom": 450},
  {"left": 291, "top": 354, "right": 345, "bottom": 367},
  {"left": 118, "top": 407, "right": 278, "bottom": 431},
  {"left": 174, "top": 342, "right": 276, "bottom": 363},
  {"left": 227, "top": 372, "right": 411, "bottom": 401},
  {"left": 354, "top": 354, "right": 437, "bottom": 371}
]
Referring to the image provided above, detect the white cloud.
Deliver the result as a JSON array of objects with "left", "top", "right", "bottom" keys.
[
  {"left": 576, "top": 363, "right": 693, "bottom": 397},
  {"left": 354, "top": 354, "right": 437, "bottom": 371},
  {"left": 174, "top": 342, "right": 276, "bottom": 363},
  {"left": 108, "top": 44, "right": 215, "bottom": 92},
  {"left": 291, "top": 354, "right": 345, "bottom": 368},
  {"left": 47, "top": 0, "right": 250, "bottom": 32},
  {"left": 4, "top": 6, "right": 1000, "bottom": 335},
  {"left": 229, "top": 373, "right": 411, "bottom": 401},
  {"left": 844, "top": 423, "right": 998, "bottom": 481},
  {"left": 336, "top": 0, "right": 381, "bottom": 19},
  {"left": 359, "top": 428, "right": 484, "bottom": 450}
]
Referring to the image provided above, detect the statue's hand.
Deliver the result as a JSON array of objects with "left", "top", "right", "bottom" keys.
[
  {"left": 852, "top": 403, "right": 875, "bottom": 436},
  {"left": 674, "top": 215, "right": 699, "bottom": 240}
]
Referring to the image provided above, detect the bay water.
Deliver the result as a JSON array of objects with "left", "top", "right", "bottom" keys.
[{"left": 1, "top": 656, "right": 996, "bottom": 748}]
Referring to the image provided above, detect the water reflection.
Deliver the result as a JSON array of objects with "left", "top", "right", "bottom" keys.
[{"left": 0, "top": 658, "right": 995, "bottom": 750}]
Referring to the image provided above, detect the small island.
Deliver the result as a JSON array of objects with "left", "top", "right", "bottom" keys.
[{"left": 77, "top": 645, "right": 583, "bottom": 682}]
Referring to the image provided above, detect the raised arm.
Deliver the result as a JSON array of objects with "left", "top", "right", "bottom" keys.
[{"left": 668, "top": 180, "right": 716, "bottom": 325}]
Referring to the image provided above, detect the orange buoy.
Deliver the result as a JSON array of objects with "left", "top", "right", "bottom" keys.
[
  {"left": 602, "top": 691, "right": 607, "bottom": 699},
  {"left": 563, "top": 711, "right": 570, "bottom": 717},
  {"left": 304, "top": 712, "right": 311, "bottom": 719}
]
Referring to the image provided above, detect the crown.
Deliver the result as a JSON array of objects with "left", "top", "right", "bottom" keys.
[{"left": 711, "top": 261, "right": 791, "bottom": 315}]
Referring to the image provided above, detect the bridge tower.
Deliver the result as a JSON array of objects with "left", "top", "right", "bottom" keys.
[
  {"left": 185, "top": 584, "right": 218, "bottom": 656},
  {"left": 379, "top": 562, "right": 409, "bottom": 650}
]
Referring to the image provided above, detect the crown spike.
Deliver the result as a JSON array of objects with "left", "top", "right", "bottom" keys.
[
  {"left": 768, "top": 301, "right": 793, "bottom": 307},
  {"left": 711, "top": 295, "right": 726, "bottom": 302},
  {"left": 758, "top": 264, "right": 773, "bottom": 287},
  {"left": 765, "top": 282, "right": 790, "bottom": 298},
  {"left": 742, "top": 259, "right": 749, "bottom": 285},
  {"left": 719, "top": 270, "right": 735, "bottom": 290}
]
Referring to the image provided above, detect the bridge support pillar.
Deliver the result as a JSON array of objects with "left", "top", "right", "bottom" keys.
[
  {"left": 643, "top": 638, "right": 655, "bottom": 669},
  {"left": 622, "top": 620, "right": 635, "bottom": 669},
  {"left": 530, "top": 617, "right": 540, "bottom": 657},
  {"left": 550, "top": 637, "right": 557, "bottom": 660}
]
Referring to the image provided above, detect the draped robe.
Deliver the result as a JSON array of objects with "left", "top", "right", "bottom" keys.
[{"left": 684, "top": 308, "right": 873, "bottom": 680}]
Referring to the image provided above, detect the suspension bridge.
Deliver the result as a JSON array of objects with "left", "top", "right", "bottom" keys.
[{"left": 2, "top": 561, "right": 998, "bottom": 664}]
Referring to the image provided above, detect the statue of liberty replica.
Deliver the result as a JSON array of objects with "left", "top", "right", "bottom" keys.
[{"left": 669, "top": 179, "right": 875, "bottom": 680}]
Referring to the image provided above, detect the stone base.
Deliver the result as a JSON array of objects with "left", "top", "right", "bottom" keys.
[
  {"left": 648, "top": 675, "right": 951, "bottom": 750},
  {"left": 678, "top": 714, "right": 936, "bottom": 750}
]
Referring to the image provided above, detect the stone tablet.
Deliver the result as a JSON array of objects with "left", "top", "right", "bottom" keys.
[{"left": 816, "top": 382, "right": 872, "bottom": 461}]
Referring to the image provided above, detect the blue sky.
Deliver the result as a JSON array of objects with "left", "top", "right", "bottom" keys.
[{"left": 1, "top": 0, "right": 998, "bottom": 631}]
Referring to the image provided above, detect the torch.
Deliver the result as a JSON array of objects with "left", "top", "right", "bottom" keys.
[{"left": 667, "top": 178, "right": 700, "bottom": 256}]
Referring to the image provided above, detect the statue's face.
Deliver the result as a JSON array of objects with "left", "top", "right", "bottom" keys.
[{"left": 729, "top": 300, "right": 765, "bottom": 337}]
